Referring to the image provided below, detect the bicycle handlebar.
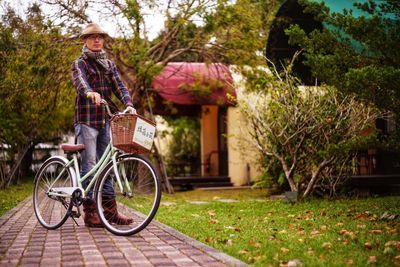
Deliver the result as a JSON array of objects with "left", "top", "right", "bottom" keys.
[
  {"left": 100, "top": 99, "right": 135, "bottom": 117},
  {"left": 100, "top": 99, "right": 114, "bottom": 117}
]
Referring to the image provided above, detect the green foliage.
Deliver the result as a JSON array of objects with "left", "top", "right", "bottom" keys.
[
  {"left": 206, "top": 0, "right": 268, "bottom": 65},
  {"left": 161, "top": 116, "right": 201, "bottom": 176},
  {"left": 0, "top": 5, "right": 78, "bottom": 143},
  {"left": 239, "top": 66, "right": 378, "bottom": 197},
  {"left": 285, "top": 0, "right": 400, "bottom": 139},
  {"left": 0, "top": 4, "right": 79, "bottom": 185}
]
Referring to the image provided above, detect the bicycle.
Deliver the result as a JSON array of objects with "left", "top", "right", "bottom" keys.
[{"left": 33, "top": 100, "right": 161, "bottom": 236}]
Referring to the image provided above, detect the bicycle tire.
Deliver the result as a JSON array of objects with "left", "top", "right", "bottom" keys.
[
  {"left": 95, "top": 154, "right": 161, "bottom": 236},
  {"left": 33, "top": 157, "right": 74, "bottom": 230}
]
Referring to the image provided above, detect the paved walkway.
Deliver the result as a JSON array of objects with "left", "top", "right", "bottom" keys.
[{"left": 0, "top": 197, "right": 247, "bottom": 267}]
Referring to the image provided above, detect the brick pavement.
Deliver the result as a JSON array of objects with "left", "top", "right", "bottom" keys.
[{"left": 0, "top": 197, "right": 248, "bottom": 267}]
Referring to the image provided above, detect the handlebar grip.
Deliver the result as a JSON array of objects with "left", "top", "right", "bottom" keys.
[{"left": 100, "top": 99, "right": 113, "bottom": 117}]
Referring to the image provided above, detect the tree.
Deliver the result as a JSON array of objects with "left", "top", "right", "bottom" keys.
[
  {"left": 285, "top": 0, "right": 400, "bottom": 144},
  {"left": 39, "top": 0, "right": 273, "bottom": 108},
  {"left": 0, "top": 4, "right": 78, "bottom": 187},
  {"left": 239, "top": 63, "right": 377, "bottom": 198}
]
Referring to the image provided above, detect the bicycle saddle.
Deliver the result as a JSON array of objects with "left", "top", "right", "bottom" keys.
[{"left": 61, "top": 144, "right": 85, "bottom": 153}]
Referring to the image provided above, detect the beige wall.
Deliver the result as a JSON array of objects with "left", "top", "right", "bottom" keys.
[
  {"left": 227, "top": 106, "right": 262, "bottom": 186},
  {"left": 201, "top": 105, "right": 219, "bottom": 176},
  {"left": 227, "top": 66, "right": 264, "bottom": 186}
]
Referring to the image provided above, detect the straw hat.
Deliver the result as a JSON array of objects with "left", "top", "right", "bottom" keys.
[{"left": 80, "top": 23, "right": 109, "bottom": 39}]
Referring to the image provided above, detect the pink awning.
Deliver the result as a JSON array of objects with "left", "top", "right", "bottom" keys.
[{"left": 152, "top": 62, "right": 236, "bottom": 105}]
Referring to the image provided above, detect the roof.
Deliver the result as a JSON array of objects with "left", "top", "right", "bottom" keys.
[{"left": 151, "top": 62, "right": 236, "bottom": 106}]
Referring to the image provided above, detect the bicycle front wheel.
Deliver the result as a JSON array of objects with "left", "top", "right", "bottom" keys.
[
  {"left": 33, "top": 157, "right": 74, "bottom": 229},
  {"left": 95, "top": 154, "right": 161, "bottom": 236}
]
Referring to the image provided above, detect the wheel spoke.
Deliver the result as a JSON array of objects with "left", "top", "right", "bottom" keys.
[
  {"left": 96, "top": 155, "right": 161, "bottom": 236},
  {"left": 33, "top": 158, "right": 73, "bottom": 230}
]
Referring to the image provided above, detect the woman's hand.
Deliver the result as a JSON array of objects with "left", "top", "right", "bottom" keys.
[
  {"left": 124, "top": 106, "right": 137, "bottom": 114},
  {"left": 86, "top": 92, "right": 101, "bottom": 106}
]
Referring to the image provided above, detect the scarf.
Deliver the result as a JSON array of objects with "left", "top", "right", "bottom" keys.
[{"left": 83, "top": 46, "right": 111, "bottom": 71}]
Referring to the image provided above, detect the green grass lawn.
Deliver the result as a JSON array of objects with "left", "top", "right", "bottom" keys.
[
  {"left": 0, "top": 179, "right": 34, "bottom": 216},
  {"left": 155, "top": 189, "right": 400, "bottom": 267},
  {"left": 0, "top": 183, "right": 399, "bottom": 266}
]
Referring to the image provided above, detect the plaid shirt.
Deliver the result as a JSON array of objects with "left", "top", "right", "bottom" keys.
[{"left": 72, "top": 54, "right": 133, "bottom": 128}]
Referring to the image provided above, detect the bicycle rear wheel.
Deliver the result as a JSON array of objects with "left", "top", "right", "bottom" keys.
[
  {"left": 95, "top": 154, "right": 161, "bottom": 236},
  {"left": 33, "top": 157, "right": 74, "bottom": 229}
]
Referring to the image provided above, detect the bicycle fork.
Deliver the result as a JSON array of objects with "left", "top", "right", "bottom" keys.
[{"left": 112, "top": 153, "right": 133, "bottom": 198}]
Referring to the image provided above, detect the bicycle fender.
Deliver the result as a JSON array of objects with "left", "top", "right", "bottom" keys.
[{"left": 34, "top": 156, "right": 77, "bottom": 187}]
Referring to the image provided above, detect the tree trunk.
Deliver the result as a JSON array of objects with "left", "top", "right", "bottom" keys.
[
  {"left": 280, "top": 159, "right": 297, "bottom": 192},
  {"left": 18, "top": 145, "right": 35, "bottom": 182},
  {"left": 6, "top": 143, "right": 35, "bottom": 187},
  {"left": 302, "top": 157, "right": 334, "bottom": 198},
  {"left": 153, "top": 140, "right": 174, "bottom": 194}
]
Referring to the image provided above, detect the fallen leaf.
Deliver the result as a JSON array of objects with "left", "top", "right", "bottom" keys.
[
  {"left": 385, "top": 240, "right": 400, "bottom": 250},
  {"left": 319, "top": 254, "right": 325, "bottom": 259},
  {"left": 320, "top": 225, "right": 327, "bottom": 231},
  {"left": 226, "top": 239, "right": 233, "bottom": 246},
  {"left": 310, "top": 229, "right": 320, "bottom": 236},
  {"left": 288, "top": 223, "right": 296, "bottom": 229},
  {"left": 322, "top": 242, "right": 332, "bottom": 249},
  {"left": 209, "top": 219, "right": 219, "bottom": 224},
  {"left": 394, "top": 255, "right": 400, "bottom": 266},
  {"left": 337, "top": 222, "right": 344, "bottom": 227},
  {"left": 320, "top": 209, "right": 326, "bottom": 216},
  {"left": 208, "top": 210, "right": 216, "bottom": 217},
  {"left": 206, "top": 236, "right": 213, "bottom": 243},
  {"left": 364, "top": 242, "right": 373, "bottom": 250},
  {"left": 345, "top": 259, "right": 353, "bottom": 265},
  {"left": 357, "top": 224, "right": 366, "bottom": 229},
  {"left": 342, "top": 240, "right": 350, "bottom": 245},
  {"left": 249, "top": 239, "right": 262, "bottom": 248},
  {"left": 339, "top": 229, "right": 347, "bottom": 235},
  {"left": 368, "top": 256, "right": 377, "bottom": 264},
  {"left": 280, "top": 247, "right": 290, "bottom": 254},
  {"left": 339, "top": 230, "right": 357, "bottom": 240},
  {"left": 239, "top": 249, "right": 249, "bottom": 255},
  {"left": 355, "top": 213, "right": 368, "bottom": 220},
  {"left": 370, "top": 229, "right": 383, "bottom": 234}
]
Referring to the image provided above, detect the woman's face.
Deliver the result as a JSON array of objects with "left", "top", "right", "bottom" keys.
[{"left": 84, "top": 34, "right": 105, "bottom": 52}]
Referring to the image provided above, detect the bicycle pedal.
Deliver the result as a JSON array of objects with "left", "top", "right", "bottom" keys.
[{"left": 70, "top": 211, "right": 80, "bottom": 218}]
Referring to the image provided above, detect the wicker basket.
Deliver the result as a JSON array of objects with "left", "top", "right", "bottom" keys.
[{"left": 110, "top": 113, "right": 156, "bottom": 154}]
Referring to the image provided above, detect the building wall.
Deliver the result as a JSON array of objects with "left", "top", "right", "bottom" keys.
[{"left": 227, "top": 106, "right": 263, "bottom": 186}]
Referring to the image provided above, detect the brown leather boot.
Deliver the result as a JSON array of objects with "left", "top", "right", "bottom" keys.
[
  {"left": 102, "top": 199, "right": 133, "bottom": 225},
  {"left": 83, "top": 200, "right": 103, "bottom": 228}
]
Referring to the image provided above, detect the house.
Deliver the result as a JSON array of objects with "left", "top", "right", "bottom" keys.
[{"left": 151, "top": 62, "right": 262, "bottom": 188}]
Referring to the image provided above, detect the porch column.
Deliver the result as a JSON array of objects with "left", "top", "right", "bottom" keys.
[{"left": 201, "top": 105, "right": 219, "bottom": 176}]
